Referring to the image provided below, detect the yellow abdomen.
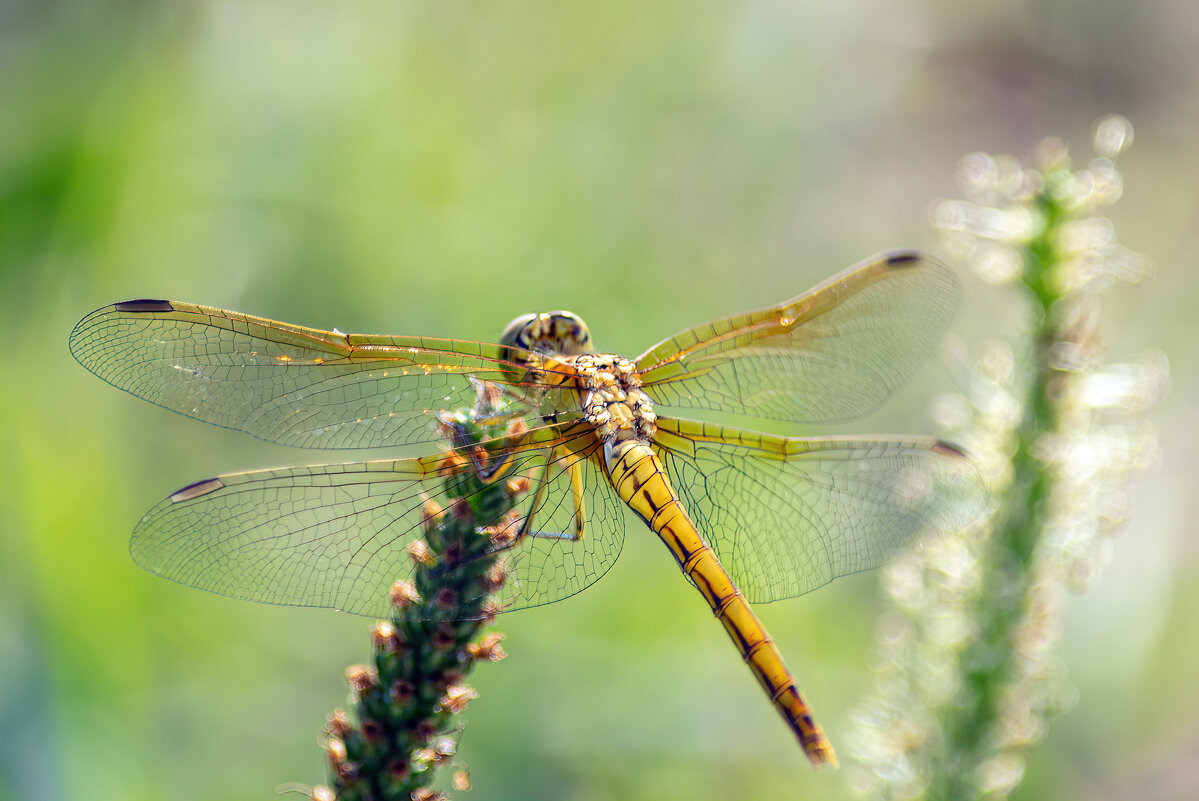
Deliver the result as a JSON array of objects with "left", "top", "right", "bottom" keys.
[{"left": 603, "top": 439, "right": 837, "bottom": 768}]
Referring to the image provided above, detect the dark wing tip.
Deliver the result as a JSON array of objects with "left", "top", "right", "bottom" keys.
[
  {"left": 114, "top": 299, "right": 175, "bottom": 313},
  {"left": 883, "top": 250, "right": 926, "bottom": 269},
  {"left": 169, "top": 477, "right": 225, "bottom": 503},
  {"left": 931, "top": 440, "right": 971, "bottom": 459},
  {"left": 70, "top": 300, "right": 177, "bottom": 367}
]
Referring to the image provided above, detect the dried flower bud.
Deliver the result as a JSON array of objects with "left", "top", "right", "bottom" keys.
[
  {"left": 325, "top": 736, "right": 348, "bottom": 766},
  {"left": 324, "top": 709, "right": 353, "bottom": 739},
  {"left": 488, "top": 520, "right": 518, "bottom": 548},
  {"left": 420, "top": 494, "right": 445, "bottom": 527},
  {"left": 467, "top": 632, "right": 507, "bottom": 662},
  {"left": 407, "top": 539, "right": 437, "bottom": 566},
  {"left": 506, "top": 417, "right": 529, "bottom": 440},
  {"left": 411, "top": 787, "right": 447, "bottom": 801},
  {"left": 310, "top": 785, "right": 336, "bottom": 801},
  {"left": 438, "top": 684, "right": 478, "bottom": 715},
  {"left": 345, "top": 664, "right": 377, "bottom": 695},
  {"left": 371, "top": 621, "right": 397, "bottom": 652},
  {"left": 389, "top": 580, "right": 421, "bottom": 610},
  {"left": 433, "top": 736, "right": 457, "bottom": 760},
  {"left": 480, "top": 600, "right": 501, "bottom": 623},
  {"left": 452, "top": 770, "right": 472, "bottom": 792},
  {"left": 482, "top": 559, "right": 509, "bottom": 592}
]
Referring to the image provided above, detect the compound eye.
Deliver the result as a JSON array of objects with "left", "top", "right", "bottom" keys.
[
  {"left": 498, "top": 313, "right": 539, "bottom": 349},
  {"left": 548, "top": 311, "right": 593, "bottom": 353}
]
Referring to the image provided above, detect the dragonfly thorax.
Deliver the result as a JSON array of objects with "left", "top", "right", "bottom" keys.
[
  {"left": 571, "top": 353, "right": 657, "bottom": 448},
  {"left": 498, "top": 313, "right": 655, "bottom": 449}
]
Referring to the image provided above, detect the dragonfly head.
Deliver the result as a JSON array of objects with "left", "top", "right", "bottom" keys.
[{"left": 499, "top": 311, "right": 594, "bottom": 358}]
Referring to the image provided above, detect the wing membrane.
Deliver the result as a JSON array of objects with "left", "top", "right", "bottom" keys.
[
  {"left": 69, "top": 300, "right": 578, "bottom": 449},
  {"left": 652, "top": 417, "right": 985, "bottom": 603},
  {"left": 509, "top": 438, "right": 628, "bottom": 610},
  {"left": 635, "top": 251, "right": 960, "bottom": 424},
  {"left": 130, "top": 425, "right": 625, "bottom": 618}
]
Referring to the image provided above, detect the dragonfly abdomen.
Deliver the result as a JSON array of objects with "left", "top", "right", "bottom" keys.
[{"left": 605, "top": 440, "right": 837, "bottom": 767}]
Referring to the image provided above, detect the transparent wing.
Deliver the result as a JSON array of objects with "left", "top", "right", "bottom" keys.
[
  {"left": 652, "top": 417, "right": 986, "bottom": 603},
  {"left": 635, "top": 251, "right": 960, "bottom": 425},
  {"left": 130, "top": 426, "right": 625, "bottom": 618},
  {"left": 508, "top": 438, "right": 628, "bottom": 611},
  {"left": 69, "top": 300, "right": 578, "bottom": 449}
]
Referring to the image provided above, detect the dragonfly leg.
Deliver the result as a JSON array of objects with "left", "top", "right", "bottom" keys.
[
  {"left": 429, "top": 448, "right": 587, "bottom": 585},
  {"left": 569, "top": 458, "right": 586, "bottom": 541},
  {"left": 509, "top": 454, "right": 587, "bottom": 543},
  {"left": 522, "top": 530, "right": 579, "bottom": 541}
]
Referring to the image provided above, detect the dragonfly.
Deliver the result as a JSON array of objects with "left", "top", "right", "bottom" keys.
[{"left": 69, "top": 250, "right": 985, "bottom": 768}]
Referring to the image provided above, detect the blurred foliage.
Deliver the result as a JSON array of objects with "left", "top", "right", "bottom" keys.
[
  {"left": 852, "top": 121, "right": 1169, "bottom": 801},
  {"left": 2, "top": 3, "right": 1197, "bottom": 801}
]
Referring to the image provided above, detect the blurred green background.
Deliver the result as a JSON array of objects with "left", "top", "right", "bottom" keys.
[{"left": 2, "top": 2, "right": 1196, "bottom": 800}]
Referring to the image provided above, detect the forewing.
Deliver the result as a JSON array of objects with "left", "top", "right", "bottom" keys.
[
  {"left": 652, "top": 417, "right": 986, "bottom": 603},
  {"left": 130, "top": 429, "right": 624, "bottom": 618},
  {"left": 635, "top": 251, "right": 960, "bottom": 425},
  {"left": 69, "top": 300, "right": 577, "bottom": 449}
]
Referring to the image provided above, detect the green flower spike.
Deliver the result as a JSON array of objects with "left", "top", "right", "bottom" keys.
[{"left": 307, "top": 381, "right": 525, "bottom": 801}]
